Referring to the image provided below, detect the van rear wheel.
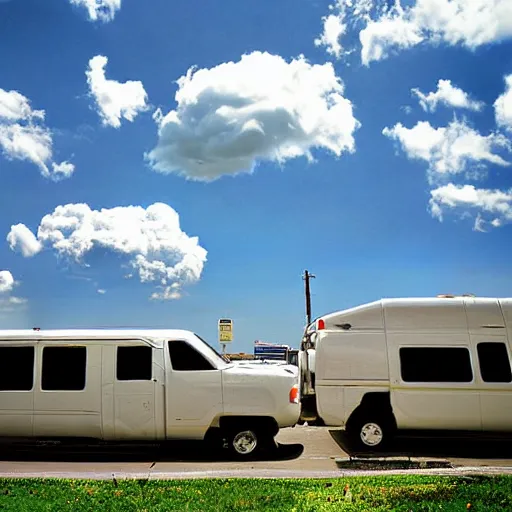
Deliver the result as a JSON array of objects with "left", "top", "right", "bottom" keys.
[
  {"left": 346, "top": 414, "right": 394, "bottom": 452},
  {"left": 225, "top": 426, "right": 276, "bottom": 459}
]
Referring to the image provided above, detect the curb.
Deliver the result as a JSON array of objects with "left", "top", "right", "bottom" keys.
[{"left": 0, "top": 466, "right": 512, "bottom": 480}]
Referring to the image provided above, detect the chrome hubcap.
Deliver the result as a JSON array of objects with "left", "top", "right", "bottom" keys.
[
  {"left": 233, "top": 430, "right": 258, "bottom": 454},
  {"left": 360, "top": 422, "right": 383, "bottom": 446}
]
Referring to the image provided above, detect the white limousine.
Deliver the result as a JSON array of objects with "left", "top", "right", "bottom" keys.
[
  {"left": 0, "top": 328, "right": 300, "bottom": 458},
  {"left": 299, "top": 296, "right": 512, "bottom": 451}
]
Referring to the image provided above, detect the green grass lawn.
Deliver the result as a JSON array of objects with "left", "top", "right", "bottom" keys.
[{"left": 0, "top": 475, "right": 510, "bottom": 511}]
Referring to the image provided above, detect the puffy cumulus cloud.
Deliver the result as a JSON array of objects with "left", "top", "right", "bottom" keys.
[
  {"left": 412, "top": 79, "right": 484, "bottom": 113},
  {"left": 8, "top": 203, "right": 207, "bottom": 300},
  {"left": 494, "top": 74, "right": 512, "bottom": 133},
  {"left": 383, "top": 119, "right": 511, "bottom": 183},
  {"left": 7, "top": 224, "right": 42, "bottom": 257},
  {"left": 0, "top": 88, "right": 74, "bottom": 180},
  {"left": 0, "top": 271, "right": 14, "bottom": 294},
  {"left": 361, "top": 5, "right": 423, "bottom": 65},
  {"left": 315, "top": 13, "right": 347, "bottom": 59},
  {"left": 0, "top": 270, "right": 26, "bottom": 310},
  {"left": 430, "top": 183, "right": 512, "bottom": 230},
  {"left": 315, "top": 1, "right": 348, "bottom": 59},
  {"left": 86, "top": 55, "right": 149, "bottom": 128},
  {"left": 0, "top": 89, "right": 44, "bottom": 121},
  {"left": 315, "top": 0, "right": 375, "bottom": 59},
  {"left": 147, "top": 51, "right": 360, "bottom": 181},
  {"left": 69, "top": 0, "right": 121, "bottom": 22},
  {"left": 359, "top": 0, "right": 512, "bottom": 66}
]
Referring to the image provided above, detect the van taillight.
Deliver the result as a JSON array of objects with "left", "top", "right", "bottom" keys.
[
  {"left": 289, "top": 385, "right": 299, "bottom": 404},
  {"left": 317, "top": 319, "right": 325, "bottom": 330}
]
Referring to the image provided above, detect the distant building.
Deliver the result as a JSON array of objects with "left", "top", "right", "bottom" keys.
[
  {"left": 254, "top": 341, "right": 298, "bottom": 365},
  {"left": 225, "top": 352, "right": 255, "bottom": 361},
  {"left": 226, "top": 341, "right": 298, "bottom": 365}
]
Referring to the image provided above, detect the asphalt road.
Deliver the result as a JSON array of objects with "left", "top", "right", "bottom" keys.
[{"left": 0, "top": 426, "right": 512, "bottom": 479}]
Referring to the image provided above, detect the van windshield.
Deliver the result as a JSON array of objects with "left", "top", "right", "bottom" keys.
[{"left": 194, "top": 333, "right": 231, "bottom": 365}]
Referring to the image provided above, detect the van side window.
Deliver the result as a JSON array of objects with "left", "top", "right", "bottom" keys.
[
  {"left": 168, "top": 340, "right": 215, "bottom": 371},
  {"left": 0, "top": 346, "right": 34, "bottom": 391},
  {"left": 42, "top": 346, "right": 87, "bottom": 391},
  {"left": 117, "top": 346, "right": 152, "bottom": 381},
  {"left": 477, "top": 343, "right": 512, "bottom": 383},
  {"left": 399, "top": 347, "right": 473, "bottom": 383}
]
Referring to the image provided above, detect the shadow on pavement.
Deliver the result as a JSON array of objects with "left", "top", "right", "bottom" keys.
[
  {"left": 0, "top": 440, "right": 304, "bottom": 464},
  {"left": 330, "top": 429, "right": 512, "bottom": 461}
]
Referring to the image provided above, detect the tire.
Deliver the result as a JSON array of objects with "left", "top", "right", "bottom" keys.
[
  {"left": 346, "top": 413, "right": 395, "bottom": 452},
  {"left": 224, "top": 426, "right": 276, "bottom": 459},
  {"left": 204, "top": 428, "right": 224, "bottom": 456}
]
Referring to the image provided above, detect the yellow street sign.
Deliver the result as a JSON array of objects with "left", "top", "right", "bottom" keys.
[{"left": 218, "top": 319, "right": 233, "bottom": 343}]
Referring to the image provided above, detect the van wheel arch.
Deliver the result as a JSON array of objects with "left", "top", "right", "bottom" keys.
[
  {"left": 218, "top": 416, "right": 279, "bottom": 437},
  {"left": 345, "top": 392, "right": 397, "bottom": 452},
  {"left": 218, "top": 416, "right": 279, "bottom": 459}
]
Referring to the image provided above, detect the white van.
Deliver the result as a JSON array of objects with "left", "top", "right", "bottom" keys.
[
  {"left": 299, "top": 296, "right": 512, "bottom": 451},
  {"left": 0, "top": 329, "right": 300, "bottom": 458}
]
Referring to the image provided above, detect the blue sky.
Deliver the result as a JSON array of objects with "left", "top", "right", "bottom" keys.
[{"left": 0, "top": 0, "right": 512, "bottom": 351}]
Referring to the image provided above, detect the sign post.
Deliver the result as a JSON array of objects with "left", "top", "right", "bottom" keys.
[{"left": 218, "top": 318, "right": 233, "bottom": 355}]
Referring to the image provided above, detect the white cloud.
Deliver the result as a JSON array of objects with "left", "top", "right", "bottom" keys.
[
  {"left": 315, "top": 1, "right": 348, "bottom": 59},
  {"left": 0, "top": 89, "right": 44, "bottom": 122},
  {"left": 86, "top": 55, "right": 149, "bottom": 129},
  {"left": 7, "top": 224, "right": 43, "bottom": 257},
  {"left": 3, "top": 296, "right": 27, "bottom": 305},
  {"left": 412, "top": 79, "right": 484, "bottom": 112},
  {"left": 315, "top": 0, "right": 377, "bottom": 59},
  {"left": 494, "top": 74, "right": 512, "bottom": 132},
  {"left": 97, "top": 288, "right": 106, "bottom": 294},
  {"left": 52, "top": 161, "right": 76, "bottom": 179},
  {"left": 361, "top": 7, "right": 423, "bottom": 65},
  {"left": 0, "top": 124, "right": 52, "bottom": 174},
  {"left": 0, "top": 271, "right": 14, "bottom": 294},
  {"left": 150, "top": 282, "right": 181, "bottom": 301},
  {"left": 359, "top": 0, "right": 512, "bottom": 66},
  {"left": 383, "top": 119, "right": 511, "bottom": 182},
  {"left": 147, "top": 51, "right": 360, "bottom": 181},
  {"left": 69, "top": 0, "right": 121, "bottom": 22},
  {"left": 0, "top": 270, "right": 26, "bottom": 310},
  {"left": 430, "top": 183, "right": 512, "bottom": 230},
  {"left": 315, "top": 14, "right": 347, "bottom": 59},
  {"left": 0, "top": 296, "right": 28, "bottom": 312},
  {"left": 8, "top": 203, "right": 207, "bottom": 300},
  {"left": 0, "top": 88, "right": 74, "bottom": 180}
]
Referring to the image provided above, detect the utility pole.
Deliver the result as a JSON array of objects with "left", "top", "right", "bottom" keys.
[{"left": 302, "top": 270, "right": 315, "bottom": 325}]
